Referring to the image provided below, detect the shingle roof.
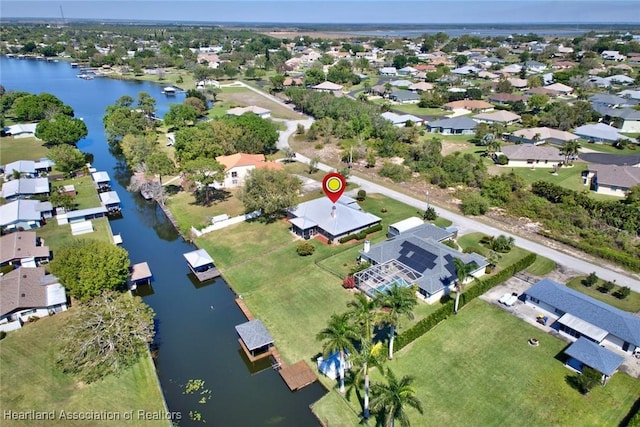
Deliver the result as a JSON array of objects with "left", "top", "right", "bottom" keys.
[
  {"left": 235, "top": 319, "right": 274, "bottom": 351},
  {"left": 289, "top": 196, "right": 381, "bottom": 238},
  {"left": 0, "top": 267, "right": 63, "bottom": 317},
  {"left": 511, "top": 127, "right": 579, "bottom": 143},
  {"left": 589, "top": 164, "right": 640, "bottom": 188},
  {"left": 0, "top": 232, "right": 50, "bottom": 265},
  {"left": 313, "top": 81, "right": 343, "bottom": 91},
  {"left": 362, "top": 234, "right": 487, "bottom": 295},
  {"left": 564, "top": 337, "right": 624, "bottom": 376},
  {"left": 427, "top": 117, "right": 478, "bottom": 131},
  {"left": 501, "top": 144, "right": 564, "bottom": 162},
  {"left": 525, "top": 279, "right": 640, "bottom": 347}
]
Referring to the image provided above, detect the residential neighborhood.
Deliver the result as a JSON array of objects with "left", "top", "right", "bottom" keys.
[{"left": 1, "top": 14, "right": 640, "bottom": 427}]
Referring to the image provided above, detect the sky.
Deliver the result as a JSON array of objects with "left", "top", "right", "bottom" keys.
[{"left": 1, "top": 1, "right": 639, "bottom": 24}]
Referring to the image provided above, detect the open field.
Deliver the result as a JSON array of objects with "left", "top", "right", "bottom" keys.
[
  {"left": 218, "top": 86, "right": 305, "bottom": 120},
  {"left": 315, "top": 299, "right": 640, "bottom": 426},
  {"left": 51, "top": 175, "right": 103, "bottom": 210},
  {"left": 566, "top": 276, "right": 640, "bottom": 313},
  {"left": 0, "top": 311, "right": 166, "bottom": 427},
  {"left": 0, "top": 136, "right": 50, "bottom": 165},
  {"left": 165, "top": 187, "right": 245, "bottom": 234}
]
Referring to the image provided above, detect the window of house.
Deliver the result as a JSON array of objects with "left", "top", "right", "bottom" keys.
[
  {"left": 232, "top": 179, "right": 238, "bottom": 185},
  {"left": 231, "top": 171, "right": 238, "bottom": 178}
]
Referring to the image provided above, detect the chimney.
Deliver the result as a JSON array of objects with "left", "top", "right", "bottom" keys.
[
  {"left": 363, "top": 240, "right": 370, "bottom": 253},
  {"left": 330, "top": 205, "right": 337, "bottom": 218}
]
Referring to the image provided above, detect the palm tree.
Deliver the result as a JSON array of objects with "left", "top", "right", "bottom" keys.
[
  {"left": 377, "top": 284, "right": 417, "bottom": 359},
  {"left": 453, "top": 258, "right": 474, "bottom": 314},
  {"left": 347, "top": 293, "right": 378, "bottom": 341},
  {"left": 316, "top": 312, "right": 359, "bottom": 394},
  {"left": 370, "top": 369, "right": 424, "bottom": 427},
  {"left": 346, "top": 339, "right": 385, "bottom": 419},
  {"left": 560, "top": 140, "right": 581, "bottom": 165}
]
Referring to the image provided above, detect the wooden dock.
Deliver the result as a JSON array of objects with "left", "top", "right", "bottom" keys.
[
  {"left": 235, "top": 298, "right": 255, "bottom": 321},
  {"left": 193, "top": 268, "right": 220, "bottom": 282},
  {"left": 279, "top": 360, "right": 318, "bottom": 391}
]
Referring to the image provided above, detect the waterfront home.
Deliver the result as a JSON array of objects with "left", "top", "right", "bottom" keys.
[
  {"left": 3, "top": 158, "right": 54, "bottom": 179},
  {"left": 288, "top": 195, "right": 381, "bottom": 241},
  {"left": 583, "top": 164, "right": 640, "bottom": 197},
  {"left": 508, "top": 127, "right": 579, "bottom": 145},
  {"left": 356, "top": 231, "right": 487, "bottom": 303},
  {"left": 3, "top": 123, "right": 37, "bottom": 138},
  {"left": 0, "top": 231, "right": 50, "bottom": 268},
  {"left": 0, "top": 199, "right": 52, "bottom": 232},
  {"left": 215, "top": 153, "right": 282, "bottom": 189},
  {"left": 0, "top": 267, "right": 68, "bottom": 332},
  {"left": 1, "top": 177, "right": 50, "bottom": 200},
  {"left": 498, "top": 145, "right": 564, "bottom": 168}
]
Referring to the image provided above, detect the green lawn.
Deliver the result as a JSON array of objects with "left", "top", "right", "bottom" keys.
[
  {"left": 508, "top": 163, "right": 588, "bottom": 193},
  {"left": 581, "top": 142, "right": 639, "bottom": 155},
  {"left": 348, "top": 300, "right": 640, "bottom": 427},
  {"left": 166, "top": 188, "right": 246, "bottom": 234},
  {"left": 37, "top": 217, "right": 113, "bottom": 250},
  {"left": 0, "top": 311, "right": 166, "bottom": 427},
  {"left": 52, "top": 175, "right": 103, "bottom": 210},
  {"left": 0, "top": 136, "right": 50, "bottom": 165},
  {"left": 566, "top": 276, "right": 640, "bottom": 313}
]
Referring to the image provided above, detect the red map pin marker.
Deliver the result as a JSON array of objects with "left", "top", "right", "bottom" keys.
[{"left": 322, "top": 172, "right": 346, "bottom": 204}]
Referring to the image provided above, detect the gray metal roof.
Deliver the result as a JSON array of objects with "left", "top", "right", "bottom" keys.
[
  {"left": 183, "top": 249, "right": 214, "bottom": 268},
  {"left": 1, "top": 177, "right": 49, "bottom": 199},
  {"left": 564, "top": 337, "right": 624, "bottom": 376},
  {"left": 361, "top": 234, "right": 487, "bottom": 295},
  {"left": 405, "top": 222, "right": 454, "bottom": 242},
  {"left": 574, "top": 123, "right": 632, "bottom": 143},
  {"left": 589, "top": 164, "right": 640, "bottom": 189},
  {"left": 390, "top": 90, "right": 420, "bottom": 102},
  {"left": 500, "top": 145, "right": 564, "bottom": 162},
  {"left": 0, "top": 199, "right": 43, "bottom": 226},
  {"left": 526, "top": 279, "right": 640, "bottom": 347},
  {"left": 288, "top": 196, "right": 381, "bottom": 239},
  {"left": 235, "top": 319, "right": 274, "bottom": 351},
  {"left": 427, "top": 116, "right": 478, "bottom": 131},
  {"left": 65, "top": 206, "right": 108, "bottom": 219}
]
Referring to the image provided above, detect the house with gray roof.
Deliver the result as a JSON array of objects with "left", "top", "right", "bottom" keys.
[
  {"left": 389, "top": 90, "right": 420, "bottom": 104},
  {"left": 499, "top": 145, "right": 564, "bottom": 168},
  {"left": 3, "top": 158, "right": 54, "bottom": 178},
  {"left": 593, "top": 105, "right": 640, "bottom": 133},
  {"left": 573, "top": 123, "right": 633, "bottom": 144},
  {"left": 0, "top": 199, "right": 52, "bottom": 232},
  {"left": 389, "top": 79, "right": 413, "bottom": 88},
  {"left": 356, "top": 231, "right": 487, "bottom": 304},
  {"left": 387, "top": 217, "right": 455, "bottom": 242},
  {"left": 524, "top": 278, "right": 640, "bottom": 355},
  {"left": 378, "top": 67, "right": 397, "bottom": 76},
  {"left": 564, "top": 337, "right": 625, "bottom": 381},
  {"left": 427, "top": 117, "right": 478, "bottom": 135},
  {"left": 1, "top": 177, "right": 50, "bottom": 200},
  {"left": 0, "top": 267, "right": 68, "bottom": 332},
  {"left": 583, "top": 164, "right": 640, "bottom": 197},
  {"left": 473, "top": 110, "right": 521, "bottom": 125},
  {"left": 288, "top": 195, "right": 381, "bottom": 241},
  {"left": 381, "top": 112, "right": 424, "bottom": 127}
]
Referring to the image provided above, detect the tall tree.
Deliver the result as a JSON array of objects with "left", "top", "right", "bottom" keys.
[
  {"left": 35, "top": 114, "right": 88, "bottom": 146},
  {"left": 316, "top": 312, "right": 359, "bottom": 394},
  {"left": 347, "top": 340, "right": 385, "bottom": 419},
  {"left": 46, "top": 144, "right": 87, "bottom": 176},
  {"left": 453, "top": 258, "right": 474, "bottom": 314},
  {"left": 136, "top": 91, "right": 156, "bottom": 118},
  {"left": 370, "top": 369, "right": 424, "bottom": 427},
  {"left": 164, "top": 103, "right": 197, "bottom": 129},
  {"left": 56, "top": 291, "right": 155, "bottom": 383},
  {"left": 560, "top": 140, "right": 581, "bottom": 165},
  {"left": 239, "top": 168, "right": 302, "bottom": 221},
  {"left": 347, "top": 293, "right": 378, "bottom": 341},
  {"left": 182, "top": 157, "right": 226, "bottom": 205},
  {"left": 50, "top": 240, "right": 131, "bottom": 302},
  {"left": 376, "top": 284, "right": 417, "bottom": 359}
]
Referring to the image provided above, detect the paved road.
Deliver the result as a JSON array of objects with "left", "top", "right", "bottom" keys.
[{"left": 235, "top": 83, "right": 640, "bottom": 291}]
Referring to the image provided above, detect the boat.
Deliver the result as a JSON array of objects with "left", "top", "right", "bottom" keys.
[
  {"left": 70, "top": 62, "right": 78, "bottom": 67},
  {"left": 76, "top": 73, "right": 94, "bottom": 80},
  {"left": 162, "top": 86, "right": 176, "bottom": 95}
]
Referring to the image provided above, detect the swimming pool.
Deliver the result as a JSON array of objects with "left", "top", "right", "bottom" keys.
[{"left": 374, "top": 277, "right": 412, "bottom": 294}]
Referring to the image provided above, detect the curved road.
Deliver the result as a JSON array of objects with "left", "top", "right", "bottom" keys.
[{"left": 237, "top": 82, "right": 640, "bottom": 292}]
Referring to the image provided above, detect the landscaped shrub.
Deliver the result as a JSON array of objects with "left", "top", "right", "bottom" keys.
[
  {"left": 582, "top": 272, "right": 598, "bottom": 287},
  {"left": 460, "top": 193, "right": 489, "bottom": 216},
  {"left": 423, "top": 207, "right": 437, "bottom": 221},
  {"left": 0, "top": 331, "right": 6, "bottom": 340},
  {"left": 342, "top": 276, "right": 356, "bottom": 289},
  {"left": 497, "top": 154, "right": 509, "bottom": 165},
  {"left": 338, "top": 224, "right": 383, "bottom": 243},
  {"left": 357, "top": 189, "right": 367, "bottom": 201},
  {"left": 296, "top": 241, "right": 315, "bottom": 256},
  {"left": 491, "top": 234, "right": 514, "bottom": 253},
  {"left": 599, "top": 281, "right": 615, "bottom": 294},
  {"left": 614, "top": 286, "right": 631, "bottom": 300}
]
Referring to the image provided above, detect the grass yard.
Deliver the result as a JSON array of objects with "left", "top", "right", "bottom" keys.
[
  {"left": 509, "top": 163, "right": 588, "bottom": 193},
  {"left": 37, "top": 217, "right": 113, "bottom": 250},
  {"left": 0, "top": 136, "right": 50, "bottom": 165},
  {"left": 166, "top": 187, "right": 245, "bottom": 234},
  {"left": 581, "top": 142, "right": 638, "bottom": 155},
  {"left": 360, "top": 300, "right": 640, "bottom": 427},
  {"left": 197, "top": 220, "right": 354, "bottom": 364},
  {"left": 52, "top": 175, "right": 103, "bottom": 210},
  {"left": 218, "top": 86, "right": 305, "bottom": 120},
  {"left": 311, "top": 389, "right": 362, "bottom": 427},
  {"left": 566, "top": 276, "right": 640, "bottom": 313},
  {"left": 0, "top": 311, "right": 166, "bottom": 427}
]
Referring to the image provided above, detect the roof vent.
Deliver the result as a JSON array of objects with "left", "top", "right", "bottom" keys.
[
  {"left": 23, "top": 275, "right": 27, "bottom": 278},
  {"left": 21, "top": 293, "right": 26, "bottom": 297}
]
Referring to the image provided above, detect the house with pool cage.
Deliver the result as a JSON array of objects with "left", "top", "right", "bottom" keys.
[{"left": 355, "top": 222, "right": 487, "bottom": 304}]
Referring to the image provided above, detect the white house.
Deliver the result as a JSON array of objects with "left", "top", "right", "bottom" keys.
[
  {"left": 508, "top": 127, "right": 579, "bottom": 145},
  {"left": 0, "top": 267, "right": 68, "bottom": 332},
  {"left": 1, "top": 177, "right": 50, "bottom": 200},
  {"left": 226, "top": 105, "right": 271, "bottom": 119},
  {"left": 0, "top": 199, "right": 52, "bottom": 232},
  {"left": 601, "top": 50, "right": 626, "bottom": 61},
  {"left": 583, "top": 164, "right": 640, "bottom": 197},
  {"left": 215, "top": 153, "right": 282, "bottom": 189},
  {"left": 498, "top": 145, "right": 564, "bottom": 168},
  {"left": 3, "top": 123, "right": 38, "bottom": 138}
]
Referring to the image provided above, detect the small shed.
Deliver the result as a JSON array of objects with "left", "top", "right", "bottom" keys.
[
  {"left": 388, "top": 217, "right": 424, "bottom": 237},
  {"left": 564, "top": 337, "right": 625, "bottom": 383},
  {"left": 235, "top": 319, "right": 274, "bottom": 360}
]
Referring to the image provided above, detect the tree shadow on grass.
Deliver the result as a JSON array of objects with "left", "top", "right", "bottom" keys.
[
  {"left": 192, "top": 188, "right": 231, "bottom": 207},
  {"left": 564, "top": 374, "right": 586, "bottom": 395}
]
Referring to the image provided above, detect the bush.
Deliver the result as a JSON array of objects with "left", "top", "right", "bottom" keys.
[
  {"left": 296, "top": 241, "right": 315, "bottom": 256},
  {"left": 342, "top": 276, "right": 356, "bottom": 289},
  {"left": 599, "top": 281, "right": 615, "bottom": 294},
  {"left": 0, "top": 331, "right": 6, "bottom": 340},
  {"left": 491, "top": 235, "right": 514, "bottom": 253},
  {"left": 423, "top": 206, "right": 437, "bottom": 221},
  {"left": 582, "top": 272, "right": 598, "bottom": 287},
  {"left": 614, "top": 286, "right": 631, "bottom": 300},
  {"left": 460, "top": 193, "right": 489, "bottom": 216},
  {"left": 379, "top": 162, "right": 411, "bottom": 183},
  {"left": 441, "top": 239, "right": 458, "bottom": 249},
  {"left": 497, "top": 154, "right": 509, "bottom": 165},
  {"left": 357, "top": 189, "right": 367, "bottom": 201},
  {"left": 338, "top": 224, "right": 383, "bottom": 243}
]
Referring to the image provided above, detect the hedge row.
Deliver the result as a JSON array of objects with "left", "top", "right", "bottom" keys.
[
  {"left": 395, "top": 253, "right": 537, "bottom": 351},
  {"left": 539, "top": 230, "right": 640, "bottom": 272},
  {"left": 338, "top": 223, "right": 384, "bottom": 244}
]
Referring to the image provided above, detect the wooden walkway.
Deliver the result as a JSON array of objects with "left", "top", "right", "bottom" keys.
[{"left": 234, "top": 298, "right": 318, "bottom": 391}]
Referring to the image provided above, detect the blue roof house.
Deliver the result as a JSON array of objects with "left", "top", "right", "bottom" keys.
[
  {"left": 564, "top": 337, "right": 625, "bottom": 383},
  {"left": 427, "top": 117, "right": 478, "bottom": 135},
  {"left": 524, "top": 279, "right": 640, "bottom": 356}
]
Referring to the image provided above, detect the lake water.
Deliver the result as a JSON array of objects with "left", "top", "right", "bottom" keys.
[{"left": 0, "top": 57, "right": 325, "bottom": 426}]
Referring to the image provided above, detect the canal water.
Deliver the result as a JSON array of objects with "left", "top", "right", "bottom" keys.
[{"left": 0, "top": 57, "right": 325, "bottom": 426}]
